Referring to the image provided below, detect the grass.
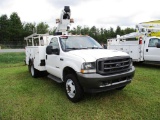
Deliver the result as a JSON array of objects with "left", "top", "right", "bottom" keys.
[
  {"left": 0, "top": 53, "right": 160, "bottom": 120},
  {"left": 0, "top": 52, "right": 25, "bottom": 68}
]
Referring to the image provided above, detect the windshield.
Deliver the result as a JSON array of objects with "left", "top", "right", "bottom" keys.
[{"left": 59, "top": 36, "right": 102, "bottom": 51}]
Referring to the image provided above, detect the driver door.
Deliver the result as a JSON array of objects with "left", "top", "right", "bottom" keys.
[
  {"left": 144, "top": 38, "right": 160, "bottom": 61},
  {"left": 46, "top": 37, "right": 61, "bottom": 78}
]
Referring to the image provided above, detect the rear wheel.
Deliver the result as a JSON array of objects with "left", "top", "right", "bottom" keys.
[
  {"left": 28, "top": 65, "right": 31, "bottom": 72},
  {"left": 65, "top": 74, "right": 84, "bottom": 103},
  {"left": 29, "top": 63, "right": 40, "bottom": 78}
]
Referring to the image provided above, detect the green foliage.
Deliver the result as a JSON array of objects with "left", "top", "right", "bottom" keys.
[
  {"left": 70, "top": 26, "right": 136, "bottom": 43},
  {"left": 0, "top": 13, "right": 24, "bottom": 48},
  {"left": 49, "top": 27, "right": 56, "bottom": 35},
  {"left": 37, "top": 22, "right": 49, "bottom": 34},
  {"left": 23, "top": 22, "right": 36, "bottom": 36},
  {"left": 9, "top": 12, "right": 23, "bottom": 31},
  {"left": 69, "top": 25, "right": 133, "bottom": 44},
  {"left": 115, "top": 26, "right": 121, "bottom": 35},
  {"left": 0, "top": 14, "right": 9, "bottom": 43},
  {"left": 0, "top": 13, "right": 50, "bottom": 48},
  {"left": 0, "top": 52, "right": 25, "bottom": 67},
  {"left": 9, "top": 12, "right": 23, "bottom": 46},
  {"left": 0, "top": 12, "right": 136, "bottom": 48}
]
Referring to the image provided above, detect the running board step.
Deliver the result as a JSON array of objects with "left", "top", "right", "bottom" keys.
[{"left": 47, "top": 74, "right": 63, "bottom": 83}]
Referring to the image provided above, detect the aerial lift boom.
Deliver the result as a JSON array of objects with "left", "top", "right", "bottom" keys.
[{"left": 55, "top": 6, "right": 74, "bottom": 35}]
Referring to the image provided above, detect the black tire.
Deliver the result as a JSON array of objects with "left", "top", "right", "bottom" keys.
[
  {"left": 30, "top": 63, "right": 40, "bottom": 78},
  {"left": 116, "top": 85, "right": 126, "bottom": 90},
  {"left": 64, "top": 74, "right": 84, "bottom": 103},
  {"left": 28, "top": 65, "right": 31, "bottom": 72}
]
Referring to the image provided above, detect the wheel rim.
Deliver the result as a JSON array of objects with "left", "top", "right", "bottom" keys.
[
  {"left": 31, "top": 65, "right": 34, "bottom": 76},
  {"left": 66, "top": 79, "right": 76, "bottom": 98}
]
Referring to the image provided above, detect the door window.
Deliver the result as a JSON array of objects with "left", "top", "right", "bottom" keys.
[
  {"left": 49, "top": 37, "right": 59, "bottom": 49},
  {"left": 148, "top": 38, "right": 160, "bottom": 47}
]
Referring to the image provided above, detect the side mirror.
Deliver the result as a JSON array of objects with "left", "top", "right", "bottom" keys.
[
  {"left": 104, "top": 44, "right": 107, "bottom": 49},
  {"left": 156, "top": 43, "right": 160, "bottom": 48},
  {"left": 52, "top": 48, "right": 60, "bottom": 55},
  {"left": 46, "top": 46, "right": 60, "bottom": 55},
  {"left": 46, "top": 46, "right": 52, "bottom": 55}
]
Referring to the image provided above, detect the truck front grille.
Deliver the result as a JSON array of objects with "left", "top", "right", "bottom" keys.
[{"left": 97, "top": 56, "right": 131, "bottom": 75}]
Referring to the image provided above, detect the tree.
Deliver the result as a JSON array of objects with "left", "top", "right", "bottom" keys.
[
  {"left": 49, "top": 27, "right": 56, "bottom": 35},
  {"left": 99, "top": 28, "right": 106, "bottom": 43},
  {"left": 124, "top": 27, "right": 136, "bottom": 34},
  {"left": 82, "top": 26, "right": 90, "bottom": 35},
  {"left": 108, "top": 27, "right": 115, "bottom": 38},
  {"left": 36, "top": 22, "right": 49, "bottom": 34},
  {"left": 23, "top": 22, "right": 36, "bottom": 36},
  {"left": 115, "top": 26, "right": 121, "bottom": 35},
  {"left": 70, "top": 27, "right": 77, "bottom": 35},
  {"left": 0, "top": 10, "right": 138, "bottom": 48},
  {"left": 0, "top": 14, "right": 9, "bottom": 44},
  {"left": 89, "top": 26, "right": 97, "bottom": 39},
  {"left": 76, "top": 25, "right": 82, "bottom": 35},
  {"left": 9, "top": 12, "right": 23, "bottom": 47}
]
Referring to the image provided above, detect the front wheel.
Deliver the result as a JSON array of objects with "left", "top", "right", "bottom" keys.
[{"left": 65, "top": 74, "right": 84, "bottom": 103}]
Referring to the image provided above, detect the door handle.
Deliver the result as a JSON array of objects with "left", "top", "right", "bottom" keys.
[
  {"left": 46, "top": 55, "right": 47, "bottom": 59},
  {"left": 146, "top": 49, "right": 148, "bottom": 52},
  {"left": 60, "top": 58, "right": 63, "bottom": 61}
]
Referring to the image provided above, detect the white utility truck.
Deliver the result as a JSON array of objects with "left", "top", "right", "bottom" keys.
[
  {"left": 25, "top": 6, "right": 135, "bottom": 102},
  {"left": 107, "top": 21, "right": 160, "bottom": 63}
]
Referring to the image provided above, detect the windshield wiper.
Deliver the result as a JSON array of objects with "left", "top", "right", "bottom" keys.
[
  {"left": 66, "top": 47, "right": 88, "bottom": 50},
  {"left": 87, "top": 47, "right": 103, "bottom": 49},
  {"left": 66, "top": 48, "right": 81, "bottom": 50},
  {"left": 65, "top": 47, "right": 102, "bottom": 51}
]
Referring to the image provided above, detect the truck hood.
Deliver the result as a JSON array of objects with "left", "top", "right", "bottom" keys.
[{"left": 68, "top": 49, "right": 129, "bottom": 62}]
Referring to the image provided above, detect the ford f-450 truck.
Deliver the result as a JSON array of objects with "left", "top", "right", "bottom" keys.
[{"left": 25, "top": 34, "right": 135, "bottom": 102}]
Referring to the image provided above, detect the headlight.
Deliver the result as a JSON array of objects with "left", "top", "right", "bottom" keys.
[{"left": 81, "top": 62, "right": 96, "bottom": 73}]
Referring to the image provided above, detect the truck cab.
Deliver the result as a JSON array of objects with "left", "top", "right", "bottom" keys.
[{"left": 143, "top": 37, "right": 160, "bottom": 61}]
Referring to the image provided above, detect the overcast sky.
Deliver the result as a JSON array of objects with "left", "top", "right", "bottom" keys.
[{"left": 0, "top": 0, "right": 160, "bottom": 29}]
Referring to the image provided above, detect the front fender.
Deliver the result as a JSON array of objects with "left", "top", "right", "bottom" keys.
[{"left": 60, "top": 61, "right": 82, "bottom": 80}]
